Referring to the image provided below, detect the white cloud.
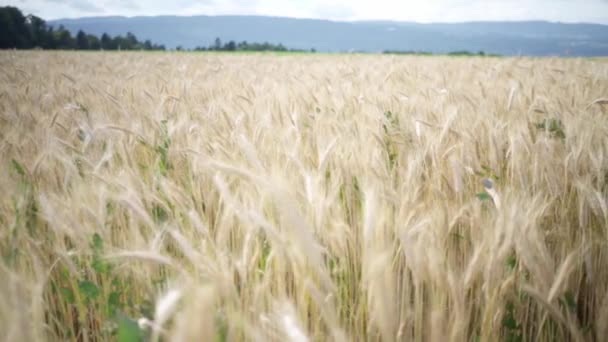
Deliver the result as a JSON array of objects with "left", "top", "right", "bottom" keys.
[{"left": 2, "top": 0, "right": 608, "bottom": 23}]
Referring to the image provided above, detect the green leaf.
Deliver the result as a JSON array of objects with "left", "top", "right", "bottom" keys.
[
  {"left": 117, "top": 315, "right": 143, "bottom": 342},
  {"left": 476, "top": 192, "right": 491, "bottom": 201},
  {"left": 155, "top": 119, "right": 173, "bottom": 176},
  {"left": 258, "top": 238, "right": 272, "bottom": 273},
  {"left": 506, "top": 255, "right": 518, "bottom": 271},
  {"left": 11, "top": 159, "right": 26, "bottom": 177},
  {"left": 561, "top": 291, "right": 576, "bottom": 310},
  {"left": 215, "top": 313, "right": 228, "bottom": 342},
  {"left": 503, "top": 315, "right": 518, "bottom": 330},
  {"left": 92, "top": 258, "right": 110, "bottom": 274},
  {"left": 503, "top": 301, "right": 520, "bottom": 336},
  {"left": 77, "top": 129, "right": 87, "bottom": 142},
  {"left": 78, "top": 280, "right": 100, "bottom": 302},
  {"left": 535, "top": 118, "right": 566, "bottom": 140},
  {"left": 91, "top": 233, "right": 104, "bottom": 253},
  {"left": 108, "top": 291, "right": 121, "bottom": 316},
  {"left": 384, "top": 110, "right": 393, "bottom": 121},
  {"left": 450, "top": 232, "right": 465, "bottom": 240},
  {"left": 60, "top": 287, "right": 75, "bottom": 304},
  {"left": 59, "top": 267, "right": 71, "bottom": 280},
  {"left": 151, "top": 205, "right": 169, "bottom": 223},
  {"left": 106, "top": 201, "right": 115, "bottom": 215},
  {"left": 90, "top": 233, "right": 111, "bottom": 274},
  {"left": 109, "top": 292, "right": 121, "bottom": 306}
]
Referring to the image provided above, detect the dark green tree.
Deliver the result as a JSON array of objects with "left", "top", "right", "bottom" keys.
[
  {"left": 143, "top": 39, "right": 152, "bottom": 50},
  {"left": 225, "top": 40, "right": 236, "bottom": 51},
  {"left": 45, "top": 26, "right": 57, "bottom": 49},
  {"left": 237, "top": 41, "right": 248, "bottom": 50},
  {"left": 112, "top": 35, "right": 125, "bottom": 50},
  {"left": 125, "top": 32, "right": 138, "bottom": 49},
  {"left": 0, "top": 6, "right": 31, "bottom": 48},
  {"left": 100, "top": 33, "right": 112, "bottom": 49},
  {"left": 87, "top": 34, "right": 100, "bottom": 50},
  {"left": 26, "top": 14, "right": 47, "bottom": 48},
  {"left": 54, "top": 25, "right": 75, "bottom": 49},
  {"left": 76, "top": 30, "right": 89, "bottom": 49}
]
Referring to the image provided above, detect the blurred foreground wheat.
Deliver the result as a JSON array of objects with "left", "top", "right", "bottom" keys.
[{"left": 1, "top": 51, "right": 607, "bottom": 341}]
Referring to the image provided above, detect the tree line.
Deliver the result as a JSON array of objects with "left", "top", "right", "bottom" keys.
[
  {"left": 382, "top": 50, "right": 500, "bottom": 57},
  {"left": 0, "top": 6, "right": 166, "bottom": 50},
  {"left": 192, "top": 37, "right": 315, "bottom": 53},
  {"left": 0, "top": 6, "right": 310, "bottom": 52}
]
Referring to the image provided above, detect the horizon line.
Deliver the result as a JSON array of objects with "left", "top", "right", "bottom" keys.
[{"left": 45, "top": 13, "right": 608, "bottom": 26}]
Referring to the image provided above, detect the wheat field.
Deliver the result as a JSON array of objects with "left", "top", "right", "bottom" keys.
[{"left": 1, "top": 51, "right": 607, "bottom": 341}]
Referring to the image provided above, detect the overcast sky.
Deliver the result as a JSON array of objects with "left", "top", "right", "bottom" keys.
[{"left": 3, "top": 0, "right": 608, "bottom": 24}]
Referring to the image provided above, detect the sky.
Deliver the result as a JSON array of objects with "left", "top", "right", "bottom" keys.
[{"left": 3, "top": 0, "right": 608, "bottom": 24}]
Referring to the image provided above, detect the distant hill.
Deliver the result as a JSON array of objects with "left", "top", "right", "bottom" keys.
[{"left": 50, "top": 15, "right": 608, "bottom": 56}]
